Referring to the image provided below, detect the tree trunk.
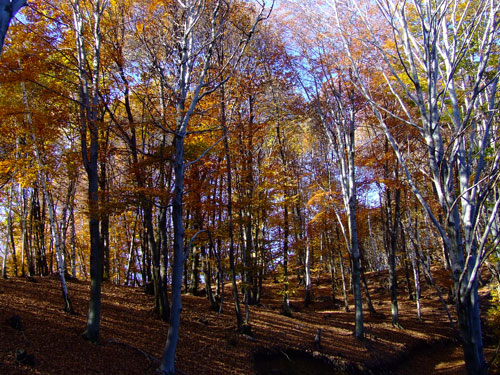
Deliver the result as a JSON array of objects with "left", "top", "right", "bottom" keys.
[
  {"left": 221, "top": 85, "right": 243, "bottom": 330},
  {"left": 304, "top": 240, "right": 314, "bottom": 306},
  {"left": 99, "top": 132, "right": 110, "bottom": 281},
  {"left": 401, "top": 226, "right": 414, "bottom": 301},
  {"left": 160, "top": 131, "right": 185, "bottom": 374},
  {"left": 360, "top": 257, "right": 376, "bottom": 314},
  {"left": 347, "top": 129, "right": 363, "bottom": 338},
  {"left": 282, "top": 205, "right": 292, "bottom": 317},
  {"left": 125, "top": 212, "right": 138, "bottom": 286},
  {"left": 189, "top": 247, "right": 200, "bottom": 295},
  {"left": 83, "top": 163, "right": 102, "bottom": 341},
  {"left": 1, "top": 182, "right": 13, "bottom": 279},
  {"left": 202, "top": 243, "right": 217, "bottom": 310},
  {"left": 20, "top": 188, "right": 28, "bottom": 277},
  {"left": 158, "top": 205, "right": 170, "bottom": 321},
  {"left": 457, "top": 278, "right": 485, "bottom": 375},
  {"left": 145, "top": 202, "right": 168, "bottom": 321},
  {"left": 71, "top": 0, "right": 106, "bottom": 342},
  {"left": 327, "top": 236, "right": 338, "bottom": 304},
  {"left": 338, "top": 248, "right": 350, "bottom": 312}
]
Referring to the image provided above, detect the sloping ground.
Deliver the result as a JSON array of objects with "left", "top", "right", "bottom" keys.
[{"left": 0, "top": 269, "right": 497, "bottom": 375}]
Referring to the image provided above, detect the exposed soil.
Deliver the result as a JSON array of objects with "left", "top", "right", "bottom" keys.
[{"left": 0, "top": 269, "right": 497, "bottom": 375}]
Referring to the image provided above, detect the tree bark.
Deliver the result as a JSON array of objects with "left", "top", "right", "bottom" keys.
[
  {"left": 161, "top": 131, "right": 185, "bottom": 375},
  {"left": 1, "top": 181, "right": 13, "bottom": 279},
  {"left": 71, "top": 0, "right": 106, "bottom": 342},
  {"left": 221, "top": 83, "right": 244, "bottom": 329}
]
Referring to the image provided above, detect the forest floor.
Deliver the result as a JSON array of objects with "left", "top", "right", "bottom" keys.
[{"left": 0, "top": 268, "right": 498, "bottom": 375}]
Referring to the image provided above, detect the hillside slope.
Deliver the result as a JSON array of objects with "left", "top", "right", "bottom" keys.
[{"left": 0, "top": 271, "right": 496, "bottom": 375}]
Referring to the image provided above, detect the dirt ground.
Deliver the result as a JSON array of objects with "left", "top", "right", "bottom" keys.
[{"left": 0, "top": 269, "right": 498, "bottom": 375}]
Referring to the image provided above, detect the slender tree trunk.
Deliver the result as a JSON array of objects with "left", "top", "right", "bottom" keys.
[
  {"left": 158, "top": 153, "right": 171, "bottom": 321},
  {"left": 27, "top": 191, "right": 35, "bottom": 277},
  {"left": 20, "top": 188, "right": 28, "bottom": 277},
  {"left": 282, "top": 205, "right": 292, "bottom": 317},
  {"left": 349, "top": 209, "right": 364, "bottom": 338},
  {"left": 221, "top": 86, "right": 243, "bottom": 330},
  {"left": 61, "top": 177, "right": 77, "bottom": 276},
  {"left": 304, "top": 239, "right": 314, "bottom": 306},
  {"left": 406, "top": 213, "right": 422, "bottom": 319},
  {"left": 10, "top": 197, "right": 17, "bottom": 276},
  {"left": 189, "top": 246, "right": 200, "bottom": 295},
  {"left": 202, "top": 243, "right": 217, "bottom": 310},
  {"left": 401, "top": 225, "right": 414, "bottom": 300},
  {"left": 99, "top": 131, "right": 110, "bottom": 281},
  {"left": 360, "top": 253, "right": 376, "bottom": 314},
  {"left": 1, "top": 182, "right": 13, "bottom": 279},
  {"left": 327, "top": 235, "right": 338, "bottom": 304},
  {"left": 338, "top": 248, "right": 350, "bottom": 312},
  {"left": 145, "top": 202, "right": 168, "bottom": 321},
  {"left": 274, "top": 100, "right": 293, "bottom": 316},
  {"left": 125, "top": 210, "right": 138, "bottom": 286},
  {"left": 70, "top": 202, "right": 77, "bottom": 278},
  {"left": 347, "top": 127, "right": 363, "bottom": 338},
  {"left": 367, "top": 215, "right": 380, "bottom": 271},
  {"left": 387, "top": 188, "right": 401, "bottom": 327}
]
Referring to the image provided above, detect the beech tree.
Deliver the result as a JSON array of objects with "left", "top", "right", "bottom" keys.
[
  {"left": 330, "top": 0, "right": 500, "bottom": 372},
  {"left": 310, "top": 71, "right": 365, "bottom": 338},
  {"left": 70, "top": 0, "right": 108, "bottom": 343},
  {"left": 157, "top": 1, "right": 269, "bottom": 373},
  {"left": 285, "top": 7, "right": 366, "bottom": 336}
]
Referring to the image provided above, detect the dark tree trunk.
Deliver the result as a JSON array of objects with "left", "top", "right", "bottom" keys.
[
  {"left": 327, "top": 234, "right": 338, "bottom": 304},
  {"left": 99, "top": 131, "right": 110, "bottom": 281},
  {"left": 83, "top": 159, "right": 102, "bottom": 342},
  {"left": 158, "top": 205, "right": 170, "bottom": 321},
  {"left": 189, "top": 246, "right": 200, "bottom": 295},
  {"left": 282, "top": 205, "right": 292, "bottom": 317},
  {"left": 360, "top": 261, "right": 376, "bottom": 314},
  {"left": 202, "top": 243, "right": 217, "bottom": 310},
  {"left": 221, "top": 86, "right": 244, "bottom": 330},
  {"left": 338, "top": 245, "right": 350, "bottom": 312}
]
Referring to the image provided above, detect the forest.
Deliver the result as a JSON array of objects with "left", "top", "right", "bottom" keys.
[{"left": 0, "top": 0, "right": 499, "bottom": 374}]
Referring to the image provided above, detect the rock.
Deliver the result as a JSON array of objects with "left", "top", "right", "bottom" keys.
[
  {"left": 314, "top": 328, "right": 322, "bottom": 349},
  {"left": 6, "top": 314, "right": 23, "bottom": 331},
  {"left": 15, "top": 349, "right": 35, "bottom": 366}
]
